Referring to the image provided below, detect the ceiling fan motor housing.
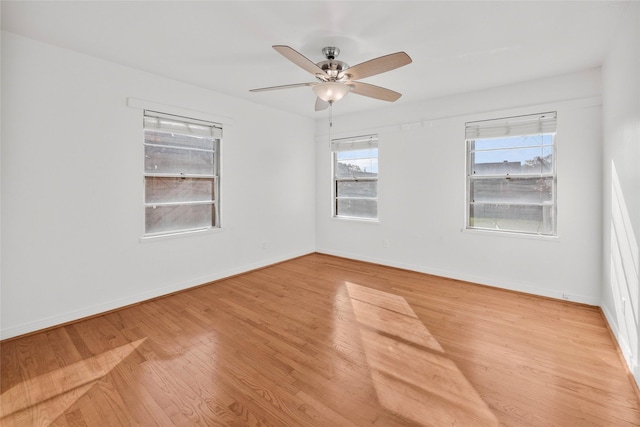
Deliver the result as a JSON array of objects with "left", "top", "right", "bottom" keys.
[
  {"left": 316, "top": 60, "right": 349, "bottom": 80},
  {"left": 317, "top": 46, "right": 349, "bottom": 80}
]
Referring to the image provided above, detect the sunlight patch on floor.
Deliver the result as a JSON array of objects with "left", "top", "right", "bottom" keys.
[
  {"left": 0, "top": 338, "right": 146, "bottom": 426},
  {"left": 346, "top": 282, "right": 498, "bottom": 426}
]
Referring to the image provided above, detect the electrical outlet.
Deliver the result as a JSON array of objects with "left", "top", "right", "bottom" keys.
[
  {"left": 261, "top": 241, "right": 268, "bottom": 250},
  {"left": 382, "top": 239, "right": 389, "bottom": 248}
]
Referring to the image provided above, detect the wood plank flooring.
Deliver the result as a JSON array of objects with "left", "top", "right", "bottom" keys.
[{"left": 1, "top": 253, "right": 639, "bottom": 426}]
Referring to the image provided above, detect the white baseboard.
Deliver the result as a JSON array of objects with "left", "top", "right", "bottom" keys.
[
  {"left": 600, "top": 305, "right": 639, "bottom": 389},
  {"left": 0, "top": 249, "right": 313, "bottom": 340},
  {"left": 318, "top": 249, "right": 638, "bottom": 390},
  {"left": 316, "top": 248, "right": 601, "bottom": 306}
]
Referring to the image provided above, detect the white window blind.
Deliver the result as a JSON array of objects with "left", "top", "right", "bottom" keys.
[
  {"left": 465, "top": 112, "right": 557, "bottom": 140},
  {"left": 331, "top": 134, "right": 379, "bottom": 152},
  {"left": 144, "top": 111, "right": 222, "bottom": 139}
]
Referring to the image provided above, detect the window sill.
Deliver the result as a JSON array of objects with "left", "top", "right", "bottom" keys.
[
  {"left": 140, "top": 227, "right": 223, "bottom": 243},
  {"left": 462, "top": 227, "right": 558, "bottom": 241},
  {"left": 331, "top": 216, "right": 379, "bottom": 224}
]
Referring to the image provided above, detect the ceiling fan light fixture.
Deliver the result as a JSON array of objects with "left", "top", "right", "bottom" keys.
[{"left": 312, "top": 82, "right": 351, "bottom": 103}]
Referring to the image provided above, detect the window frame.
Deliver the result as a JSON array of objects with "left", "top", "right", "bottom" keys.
[
  {"left": 331, "top": 135, "right": 379, "bottom": 221},
  {"left": 465, "top": 112, "right": 557, "bottom": 237},
  {"left": 143, "top": 110, "right": 222, "bottom": 238}
]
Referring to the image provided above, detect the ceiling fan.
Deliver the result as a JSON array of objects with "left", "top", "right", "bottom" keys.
[{"left": 250, "top": 45, "right": 412, "bottom": 111}]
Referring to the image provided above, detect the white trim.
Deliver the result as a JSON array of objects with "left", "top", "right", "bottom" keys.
[
  {"left": 315, "top": 248, "right": 600, "bottom": 306},
  {"left": 139, "top": 226, "right": 224, "bottom": 243},
  {"left": 601, "top": 305, "right": 640, "bottom": 389},
  {"left": 330, "top": 216, "right": 379, "bottom": 224},
  {"left": 0, "top": 249, "right": 314, "bottom": 340},
  {"left": 461, "top": 226, "right": 560, "bottom": 242}
]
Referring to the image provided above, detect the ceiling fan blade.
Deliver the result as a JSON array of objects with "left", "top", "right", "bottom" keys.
[
  {"left": 249, "top": 82, "right": 315, "bottom": 92},
  {"left": 315, "top": 97, "right": 330, "bottom": 111},
  {"left": 349, "top": 81, "right": 402, "bottom": 102},
  {"left": 339, "top": 52, "right": 412, "bottom": 80},
  {"left": 273, "top": 45, "right": 328, "bottom": 77}
]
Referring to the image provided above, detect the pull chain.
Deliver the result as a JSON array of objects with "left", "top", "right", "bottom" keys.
[{"left": 329, "top": 101, "right": 333, "bottom": 146}]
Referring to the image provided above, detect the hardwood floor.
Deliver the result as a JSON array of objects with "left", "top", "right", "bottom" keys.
[{"left": 1, "top": 253, "right": 639, "bottom": 426}]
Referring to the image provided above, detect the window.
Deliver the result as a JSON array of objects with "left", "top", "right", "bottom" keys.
[
  {"left": 143, "top": 111, "right": 221, "bottom": 236},
  {"left": 332, "top": 135, "right": 378, "bottom": 220},
  {"left": 466, "top": 112, "right": 557, "bottom": 236}
]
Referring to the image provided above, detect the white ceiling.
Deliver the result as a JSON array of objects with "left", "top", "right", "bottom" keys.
[{"left": 1, "top": 1, "right": 632, "bottom": 118}]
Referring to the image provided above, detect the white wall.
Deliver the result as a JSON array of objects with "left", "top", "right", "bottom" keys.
[
  {"left": 0, "top": 32, "right": 316, "bottom": 339},
  {"left": 316, "top": 69, "right": 603, "bottom": 305},
  {"left": 601, "top": 2, "right": 640, "bottom": 383}
]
